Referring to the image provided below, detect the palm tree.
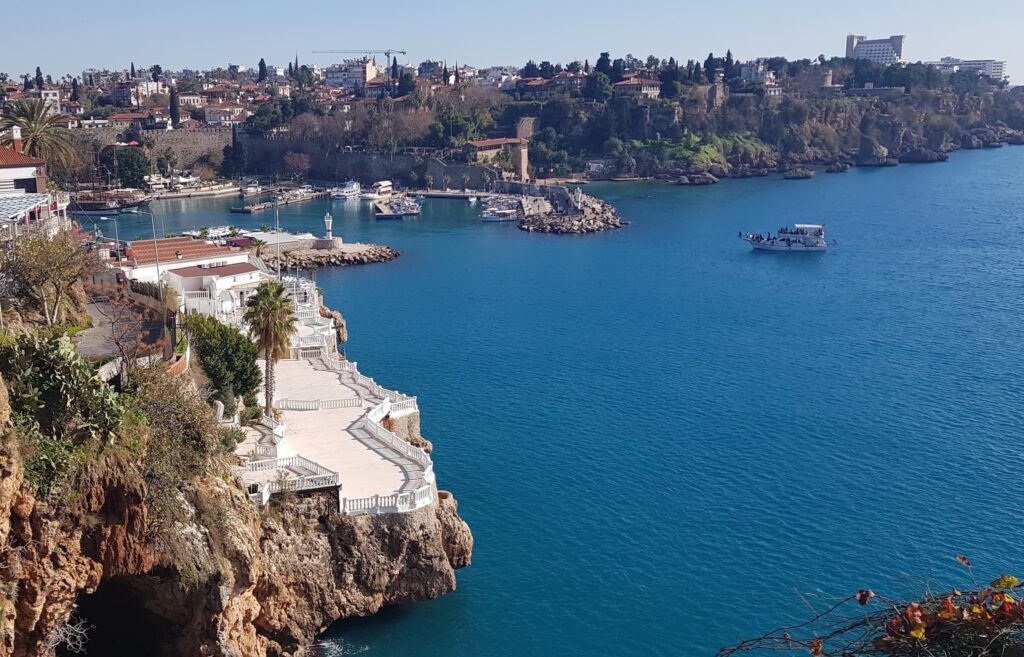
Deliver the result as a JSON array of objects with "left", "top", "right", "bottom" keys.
[
  {"left": 0, "top": 99, "right": 75, "bottom": 168},
  {"left": 244, "top": 281, "right": 297, "bottom": 414}
]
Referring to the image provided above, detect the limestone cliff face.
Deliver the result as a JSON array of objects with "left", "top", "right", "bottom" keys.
[{"left": 0, "top": 374, "right": 472, "bottom": 657}]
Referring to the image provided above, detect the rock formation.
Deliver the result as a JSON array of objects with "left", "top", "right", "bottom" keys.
[
  {"left": 0, "top": 368, "right": 470, "bottom": 657},
  {"left": 783, "top": 167, "right": 815, "bottom": 179}
]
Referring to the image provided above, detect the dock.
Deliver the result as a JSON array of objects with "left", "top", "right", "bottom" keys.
[{"left": 230, "top": 191, "right": 331, "bottom": 214}]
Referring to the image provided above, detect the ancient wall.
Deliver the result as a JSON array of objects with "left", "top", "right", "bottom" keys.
[
  {"left": 237, "top": 134, "right": 500, "bottom": 188},
  {"left": 71, "top": 127, "right": 233, "bottom": 168}
]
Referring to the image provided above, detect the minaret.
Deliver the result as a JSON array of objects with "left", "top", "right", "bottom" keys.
[{"left": 324, "top": 212, "right": 333, "bottom": 240}]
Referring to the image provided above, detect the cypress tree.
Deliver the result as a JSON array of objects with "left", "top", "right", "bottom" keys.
[
  {"left": 35, "top": 67, "right": 44, "bottom": 89},
  {"left": 391, "top": 56, "right": 399, "bottom": 80},
  {"left": 258, "top": 58, "right": 268, "bottom": 82},
  {"left": 170, "top": 87, "right": 180, "bottom": 127},
  {"left": 71, "top": 78, "right": 80, "bottom": 101},
  {"left": 130, "top": 61, "right": 136, "bottom": 78},
  {"left": 584, "top": 59, "right": 590, "bottom": 74}
]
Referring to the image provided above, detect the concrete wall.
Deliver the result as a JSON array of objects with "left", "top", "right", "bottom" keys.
[{"left": 71, "top": 127, "right": 233, "bottom": 168}]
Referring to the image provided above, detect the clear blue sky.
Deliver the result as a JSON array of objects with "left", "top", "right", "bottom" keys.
[{"left": 4, "top": 0, "right": 1020, "bottom": 81}]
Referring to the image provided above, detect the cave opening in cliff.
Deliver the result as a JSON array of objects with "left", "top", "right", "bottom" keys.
[{"left": 61, "top": 576, "right": 179, "bottom": 657}]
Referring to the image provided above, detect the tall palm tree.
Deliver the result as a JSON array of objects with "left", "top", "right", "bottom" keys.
[
  {"left": 243, "top": 281, "right": 296, "bottom": 414},
  {"left": 0, "top": 99, "right": 75, "bottom": 168}
]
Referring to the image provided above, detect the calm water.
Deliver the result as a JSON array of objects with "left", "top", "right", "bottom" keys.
[{"left": 117, "top": 149, "right": 1024, "bottom": 656}]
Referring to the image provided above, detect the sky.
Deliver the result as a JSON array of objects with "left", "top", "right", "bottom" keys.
[{"left": 3, "top": 0, "right": 1020, "bottom": 81}]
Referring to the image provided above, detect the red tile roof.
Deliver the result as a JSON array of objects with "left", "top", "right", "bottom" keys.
[
  {"left": 0, "top": 147, "right": 45, "bottom": 168},
  {"left": 118, "top": 237, "right": 238, "bottom": 267},
  {"left": 466, "top": 137, "right": 528, "bottom": 149},
  {"left": 613, "top": 78, "right": 662, "bottom": 87}
]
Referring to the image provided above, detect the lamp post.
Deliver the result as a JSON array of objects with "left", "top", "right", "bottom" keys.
[{"left": 138, "top": 209, "right": 169, "bottom": 343}]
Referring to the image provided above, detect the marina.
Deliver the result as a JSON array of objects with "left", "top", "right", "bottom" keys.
[{"left": 230, "top": 189, "right": 332, "bottom": 213}]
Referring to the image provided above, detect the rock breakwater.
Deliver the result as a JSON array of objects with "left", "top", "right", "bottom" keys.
[
  {"left": 518, "top": 192, "right": 626, "bottom": 234},
  {"left": 261, "top": 243, "right": 399, "bottom": 269}
]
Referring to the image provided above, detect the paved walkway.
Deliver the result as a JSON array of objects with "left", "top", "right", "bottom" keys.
[{"left": 241, "top": 359, "right": 426, "bottom": 500}]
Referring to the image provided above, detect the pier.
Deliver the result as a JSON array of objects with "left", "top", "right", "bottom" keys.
[{"left": 230, "top": 190, "right": 331, "bottom": 214}]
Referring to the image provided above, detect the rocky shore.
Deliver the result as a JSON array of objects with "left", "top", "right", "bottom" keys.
[
  {"left": 260, "top": 243, "right": 399, "bottom": 269},
  {"left": 0, "top": 367, "right": 471, "bottom": 657},
  {"left": 518, "top": 191, "right": 626, "bottom": 234}
]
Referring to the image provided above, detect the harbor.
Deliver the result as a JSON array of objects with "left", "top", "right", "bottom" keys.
[{"left": 230, "top": 189, "right": 332, "bottom": 213}]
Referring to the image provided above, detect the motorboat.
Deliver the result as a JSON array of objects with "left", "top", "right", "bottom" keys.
[
  {"left": 361, "top": 180, "right": 393, "bottom": 200},
  {"left": 330, "top": 181, "right": 361, "bottom": 199},
  {"left": 741, "top": 224, "right": 828, "bottom": 252}
]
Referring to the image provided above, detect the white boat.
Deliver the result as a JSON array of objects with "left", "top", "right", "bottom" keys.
[
  {"left": 468, "top": 196, "right": 478, "bottom": 204},
  {"left": 742, "top": 224, "right": 828, "bottom": 252},
  {"left": 240, "top": 180, "right": 262, "bottom": 196},
  {"left": 330, "top": 181, "right": 361, "bottom": 199},
  {"left": 360, "top": 180, "right": 393, "bottom": 200},
  {"left": 481, "top": 209, "right": 517, "bottom": 222}
]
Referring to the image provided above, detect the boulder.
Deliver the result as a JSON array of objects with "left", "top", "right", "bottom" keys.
[
  {"left": 825, "top": 162, "right": 850, "bottom": 174},
  {"left": 898, "top": 147, "right": 949, "bottom": 164},
  {"left": 689, "top": 172, "right": 719, "bottom": 185},
  {"left": 783, "top": 167, "right": 815, "bottom": 179},
  {"left": 857, "top": 137, "right": 898, "bottom": 167}
]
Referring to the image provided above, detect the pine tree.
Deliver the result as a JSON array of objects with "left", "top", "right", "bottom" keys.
[
  {"left": 258, "top": 58, "right": 268, "bottom": 83},
  {"left": 35, "top": 67, "right": 44, "bottom": 90},
  {"left": 130, "top": 62, "right": 136, "bottom": 79}
]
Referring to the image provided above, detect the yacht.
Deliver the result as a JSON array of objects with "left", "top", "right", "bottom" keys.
[
  {"left": 330, "top": 181, "right": 361, "bottom": 199},
  {"left": 480, "top": 195, "right": 520, "bottom": 222},
  {"left": 240, "top": 180, "right": 262, "bottom": 196},
  {"left": 741, "top": 224, "right": 828, "bottom": 252},
  {"left": 361, "top": 180, "right": 393, "bottom": 200}
]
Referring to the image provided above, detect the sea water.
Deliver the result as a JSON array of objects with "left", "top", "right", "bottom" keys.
[{"left": 114, "top": 147, "right": 1024, "bottom": 656}]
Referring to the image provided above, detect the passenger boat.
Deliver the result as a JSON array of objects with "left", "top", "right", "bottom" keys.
[
  {"left": 741, "top": 224, "right": 828, "bottom": 252},
  {"left": 480, "top": 209, "right": 517, "bottom": 222},
  {"left": 330, "top": 181, "right": 361, "bottom": 199},
  {"left": 240, "top": 181, "right": 262, "bottom": 196},
  {"left": 361, "top": 180, "right": 393, "bottom": 200}
]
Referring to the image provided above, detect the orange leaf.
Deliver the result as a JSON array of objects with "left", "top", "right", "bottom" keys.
[
  {"left": 810, "top": 638, "right": 824, "bottom": 656},
  {"left": 956, "top": 555, "right": 973, "bottom": 568},
  {"left": 856, "top": 589, "right": 875, "bottom": 605}
]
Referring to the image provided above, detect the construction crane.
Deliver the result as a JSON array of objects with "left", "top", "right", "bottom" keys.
[{"left": 312, "top": 49, "right": 407, "bottom": 61}]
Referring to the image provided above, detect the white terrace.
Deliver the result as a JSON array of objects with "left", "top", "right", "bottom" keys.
[{"left": 229, "top": 275, "right": 434, "bottom": 515}]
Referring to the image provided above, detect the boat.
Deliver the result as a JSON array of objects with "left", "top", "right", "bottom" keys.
[
  {"left": 361, "top": 180, "right": 393, "bottom": 200},
  {"left": 69, "top": 190, "right": 152, "bottom": 216},
  {"left": 374, "top": 196, "right": 421, "bottom": 219},
  {"left": 480, "top": 195, "right": 520, "bottom": 222},
  {"left": 741, "top": 224, "right": 828, "bottom": 252},
  {"left": 330, "top": 181, "right": 361, "bottom": 199},
  {"left": 480, "top": 209, "right": 517, "bottom": 222},
  {"left": 468, "top": 196, "right": 478, "bottom": 204},
  {"left": 240, "top": 181, "right": 262, "bottom": 196},
  {"left": 181, "top": 226, "right": 235, "bottom": 240}
]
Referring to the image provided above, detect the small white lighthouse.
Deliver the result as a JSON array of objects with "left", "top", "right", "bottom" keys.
[{"left": 324, "top": 212, "right": 333, "bottom": 239}]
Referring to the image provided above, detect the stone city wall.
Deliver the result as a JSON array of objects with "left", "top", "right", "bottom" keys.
[{"left": 71, "top": 127, "right": 233, "bottom": 168}]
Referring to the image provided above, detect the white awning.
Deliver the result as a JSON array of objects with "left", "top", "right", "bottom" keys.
[{"left": 0, "top": 193, "right": 50, "bottom": 221}]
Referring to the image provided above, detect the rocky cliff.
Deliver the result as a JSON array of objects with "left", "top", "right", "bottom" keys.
[{"left": 0, "top": 372, "right": 472, "bottom": 657}]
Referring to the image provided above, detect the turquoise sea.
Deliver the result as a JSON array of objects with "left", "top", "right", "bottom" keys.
[{"left": 112, "top": 148, "right": 1024, "bottom": 656}]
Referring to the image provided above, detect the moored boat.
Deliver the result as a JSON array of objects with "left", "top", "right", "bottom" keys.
[
  {"left": 330, "top": 181, "right": 361, "bottom": 199},
  {"left": 741, "top": 224, "right": 828, "bottom": 252}
]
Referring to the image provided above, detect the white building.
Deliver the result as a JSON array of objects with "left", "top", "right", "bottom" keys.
[
  {"left": 739, "top": 60, "right": 777, "bottom": 85},
  {"left": 324, "top": 58, "right": 382, "bottom": 90},
  {"left": 846, "top": 34, "right": 906, "bottom": 66},
  {"left": 39, "top": 88, "right": 61, "bottom": 115},
  {"left": 168, "top": 261, "right": 270, "bottom": 324},
  {"left": 926, "top": 57, "right": 1007, "bottom": 80}
]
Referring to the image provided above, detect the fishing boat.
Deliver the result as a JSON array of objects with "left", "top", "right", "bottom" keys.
[
  {"left": 741, "top": 224, "right": 828, "bottom": 252},
  {"left": 374, "top": 196, "right": 421, "bottom": 219},
  {"left": 480, "top": 195, "right": 520, "bottom": 222},
  {"left": 330, "top": 181, "right": 361, "bottom": 199}
]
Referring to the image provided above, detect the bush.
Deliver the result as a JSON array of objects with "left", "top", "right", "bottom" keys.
[{"left": 183, "top": 314, "right": 262, "bottom": 406}]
